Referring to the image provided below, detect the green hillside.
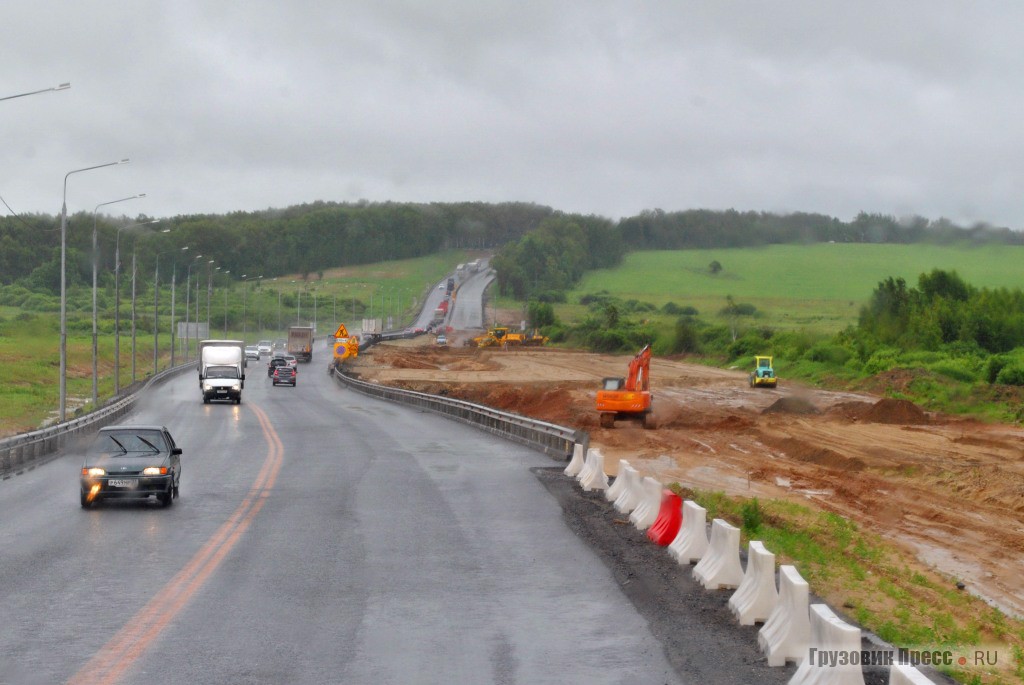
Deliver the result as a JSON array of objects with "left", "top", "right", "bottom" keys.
[{"left": 570, "top": 244, "right": 1024, "bottom": 332}]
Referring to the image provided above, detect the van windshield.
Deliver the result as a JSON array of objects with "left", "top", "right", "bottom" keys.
[{"left": 206, "top": 366, "right": 239, "bottom": 379}]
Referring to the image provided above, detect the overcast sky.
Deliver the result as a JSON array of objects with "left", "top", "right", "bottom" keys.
[{"left": 3, "top": 2, "right": 1022, "bottom": 227}]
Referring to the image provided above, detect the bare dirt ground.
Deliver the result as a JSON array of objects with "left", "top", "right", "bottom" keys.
[{"left": 348, "top": 340, "right": 1024, "bottom": 619}]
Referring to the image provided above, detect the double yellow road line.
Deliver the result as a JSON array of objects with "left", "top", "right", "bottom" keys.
[{"left": 67, "top": 403, "right": 283, "bottom": 685}]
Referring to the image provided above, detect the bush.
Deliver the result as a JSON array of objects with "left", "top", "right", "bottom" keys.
[
  {"left": 996, "top": 364, "right": 1024, "bottom": 386},
  {"left": 987, "top": 355, "right": 1011, "bottom": 384},
  {"left": 927, "top": 360, "right": 979, "bottom": 383},
  {"left": 21, "top": 294, "right": 60, "bottom": 312},
  {"left": 863, "top": 347, "right": 901, "bottom": 375},
  {"left": 586, "top": 329, "right": 630, "bottom": 352},
  {"left": 805, "top": 343, "right": 852, "bottom": 366},
  {"left": 728, "top": 331, "right": 772, "bottom": 360},
  {"left": 534, "top": 290, "right": 566, "bottom": 304},
  {"left": 668, "top": 317, "right": 701, "bottom": 354},
  {"left": 544, "top": 324, "right": 567, "bottom": 343},
  {"left": 720, "top": 302, "right": 759, "bottom": 317},
  {"left": 579, "top": 291, "right": 614, "bottom": 307},
  {"left": 741, "top": 499, "right": 763, "bottom": 533}
]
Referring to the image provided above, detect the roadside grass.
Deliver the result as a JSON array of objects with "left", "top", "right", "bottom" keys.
[
  {"left": 0, "top": 251, "right": 470, "bottom": 436},
  {"left": 274, "top": 249, "right": 482, "bottom": 330},
  {"left": 671, "top": 486, "right": 1024, "bottom": 684}
]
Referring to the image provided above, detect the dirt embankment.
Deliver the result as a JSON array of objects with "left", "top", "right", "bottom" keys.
[{"left": 349, "top": 342, "right": 1024, "bottom": 618}]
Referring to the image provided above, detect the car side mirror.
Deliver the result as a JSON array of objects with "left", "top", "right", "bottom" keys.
[{"left": 171, "top": 447, "right": 183, "bottom": 456}]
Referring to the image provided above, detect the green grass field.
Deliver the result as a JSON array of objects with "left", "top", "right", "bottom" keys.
[{"left": 565, "top": 244, "right": 1024, "bottom": 332}]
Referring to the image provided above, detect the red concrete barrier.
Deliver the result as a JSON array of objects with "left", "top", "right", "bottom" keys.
[{"left": 646, "top": 490, "right": 683, "bottom": 546}]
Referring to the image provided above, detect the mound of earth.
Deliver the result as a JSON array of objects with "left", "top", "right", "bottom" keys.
[
  {"left": 761, "top": 397, "right": 820, "bottom": 415},
  {"left": 826, "top": 401, "right": 874, "bottom": 421},
  {"left": 862, "top": 398, "right": 929, "bottom": 425}
]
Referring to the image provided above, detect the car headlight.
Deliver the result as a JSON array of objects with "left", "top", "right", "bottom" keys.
[
  {"left": 231, "top": 383, "right": 241, "bottom": 391},
  {"left": 83, "top": 467, "right": 106, "bottom": 477},
  {"left": 202, "top": 382, "right": 213, "bottom": 391},
  {"left": 143, "top": 466, "right": 168, "bottom": 476}
]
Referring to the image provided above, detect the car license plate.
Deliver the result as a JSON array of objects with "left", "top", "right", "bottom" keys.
[
  {"left": 108, "top": 479, "right": 137, "bottom": 488},
  {"left": 217, "top": 388, "right": 227, "bottom": 393}
]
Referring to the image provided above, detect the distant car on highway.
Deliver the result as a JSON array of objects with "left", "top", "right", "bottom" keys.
[
  {"left": 267, "top": 356, "right": 288, "bottom": 377},
  {"left": 436, "top": 334, "right": 448, "bottom": 346},
  {"left": 272, "top": 365, "right": 297, "bottom": 386},
  {"left": 282, "top": 354, "right": 298, "bottom": 368},
  {"left": 272, "top": 339, "right": 286, "bottom": 353},
  {"left": 257, "top": 340, "right": 272, "bottom": 355},
  {"left": 245, "top": 345, "right": 260, "bottom": 361},
  {"left": 79, "top": 425, "right": 182, "bottom": 508}
]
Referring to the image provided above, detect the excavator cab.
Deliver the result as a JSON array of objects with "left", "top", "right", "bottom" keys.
[{"left": 602, "top": 377, "right": 625, "bottom": 391}]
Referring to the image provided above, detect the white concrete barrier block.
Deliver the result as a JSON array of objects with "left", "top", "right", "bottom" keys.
[
  {"left": 613, "top": 466, "right": 642, "bottom": 514},
  {"left": 692, "top": 519, "right": 744, "bottom": 590},
  {"left": 628, "top": 477, "right": 663, "bottom": 530},
  {"left": 563, "top": 442, "right": 585, "bottom": 477},
  {"left": 579, "top": 449, "right": 609, "bottom": 492},
  {"left": 604, "top": 459, "right": 631, "bottom": 502},
  {"left": 728, "top": 541, "right": 778, "bottom": 625},
  {"left": 668, "top": 500, "right": 709, "bottom": 564},
  {"left": 788, "top": 604, "right": 865, "bottom": 685},
  {"left": 759, "top": 565, "right": 811, "bottom": 667},
  {"left": 574, "top": 447, "right": 598, "bottom": 483},
  {"left": 888, "top": 664, "right": 937, "bottom": 685}
]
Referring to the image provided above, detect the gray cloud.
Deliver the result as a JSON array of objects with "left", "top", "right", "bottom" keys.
[{"left": 2, "top": 1, "right": 1022, "bottom": 227}]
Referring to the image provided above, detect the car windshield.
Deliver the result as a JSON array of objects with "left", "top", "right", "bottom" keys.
[{"left": 89, "top": 430, "right": 167, "bottom": 455}]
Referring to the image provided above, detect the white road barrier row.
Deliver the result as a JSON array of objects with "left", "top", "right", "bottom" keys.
[
  {"left": 628, "top": 477, "right": 663, "bottom": 530},
  {"left": 604, "top": 459, "right": 630, "bottom": 502},
  {"left": 612, "top": 466, "right": 642, "bottom": 514},
  {"left": 668, "top": 500, "right": 709, "bottom": 564},
  {"left": 578, "top": 448, "right": 609, "bottom": 492},
  {"left": 563, "top": 442, "right": 586, "bottom": 477},
  {"left": 728, "top": 541, "right": 778, "bottom": 625},
  {"left": 693, "top": 518, "right": 744, "bottom": 590},
  {"left": 561, "top": 452, "right": 941, "bottom": 685},
  {"left": 759, "top": 565, "right": 811, "bottom": 667},
  {"left": 788, "top": 604, "right": 865, "bottom": 685}
]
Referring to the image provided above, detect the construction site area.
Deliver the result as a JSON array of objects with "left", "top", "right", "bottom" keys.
[{"left": 346, "top": 339, "right": 1024, "bottom": 623}]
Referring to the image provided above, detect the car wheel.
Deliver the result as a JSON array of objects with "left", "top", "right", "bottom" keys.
[
  {"left": 158, "top": 487, "right": 173, "bottom": 507},
  {"left": 203, "top": 396, "right": 210, "bottom": 404},
  {"left": 80, "top": 491, "right": 92, "bottom": 508}
]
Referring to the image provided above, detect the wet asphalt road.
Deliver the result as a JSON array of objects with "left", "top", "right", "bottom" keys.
[{"left": 0, "top": 351, "right": 685, "bottom": 685}]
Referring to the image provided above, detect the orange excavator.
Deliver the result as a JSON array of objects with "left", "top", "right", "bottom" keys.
[{"left": 596, "top": 344, "right": 656, "bottom": 429}]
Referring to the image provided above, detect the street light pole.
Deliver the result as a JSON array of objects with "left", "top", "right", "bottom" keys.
[
  {"left": 92, "top": 193, "right": 144, "bottom": 406},
  {"left": 0, "top": 82, "right": 70, "bottom": 102},
  {"left": 131, "top": 246, "right": 137, "bottom": 384},
  {"left": 184, "top": 254, "right": 201, "bottom": 360},
  {"left": 207, "top": 261, "right": 215, "bottom": 336},
  {"left": 222, "top": 270, "right": 230, "bottom": 336},
  {"left": 59, "top": 158, "right": 129, "bottom": 423},
  {"left": 114, "top": 219, "right": 159, "bottom": 394}
]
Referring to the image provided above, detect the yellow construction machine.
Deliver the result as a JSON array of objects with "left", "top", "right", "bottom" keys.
[{"left": 749, "top": 355, "right": 777, "bottom": 388}]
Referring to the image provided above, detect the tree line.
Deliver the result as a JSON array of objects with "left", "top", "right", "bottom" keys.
[
  {"left": 4, "top": 200, "right": 1021, "bottom": 300},
  {"left": 0, "top": 201, "right": 556, "bottom": 292}
]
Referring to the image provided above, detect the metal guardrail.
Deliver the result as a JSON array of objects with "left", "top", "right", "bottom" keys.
[
  {"left": 331, "top": 367, "right": 586, "bottom": 461},
  {"left": 0, "top": 362, "right": 194, "bottom": 479}
]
